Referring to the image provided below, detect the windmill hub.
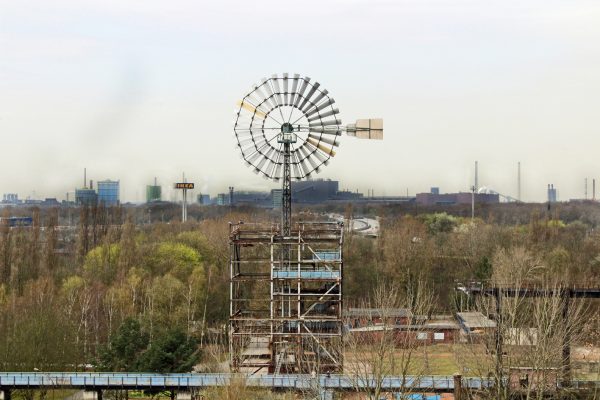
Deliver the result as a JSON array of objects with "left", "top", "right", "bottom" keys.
[{"left": 279, "top": 122, "right": 297, "bottom": 143}]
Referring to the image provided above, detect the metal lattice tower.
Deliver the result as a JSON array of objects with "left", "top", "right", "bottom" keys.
[{"left": 231, "top": 73, "right": 383, "bottom": 374}]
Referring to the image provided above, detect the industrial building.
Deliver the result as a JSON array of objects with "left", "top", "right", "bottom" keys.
[
  {"left": 1, "top": 194, "right": 20, "bottom": 205},
  {"left": 216, "top": 193, "right": 228, "bottom": 206},
  {"left": 231, "top": 191, "right": 272, "bottom": 207},
  {"left": 75, "top": 186, "right": 97, "bottom": 206},
  {"left": 416, "top": 188, "right": 499, "bottom": 206},
  {"left": 197, "top": 194, "right": 210, "bottom": 205},
  {"left": 547, "top": 184, "right": 558, "bottom": 203},
  {"left": 146, "top": 178, "right": 161, "bottom": 203},
  {"left": 216, "top": 180, "right": 366, "bottom": 208},
  {"left": 291, "top": 179, "right": 339, "bottom": 203},
  {"left": 98, "top": 180, "right": 120, "bottom": 206}
]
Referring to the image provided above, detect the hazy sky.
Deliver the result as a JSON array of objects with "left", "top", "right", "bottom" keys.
[{"left": 1, "top": 0, "right": 599, "bottom": 202}]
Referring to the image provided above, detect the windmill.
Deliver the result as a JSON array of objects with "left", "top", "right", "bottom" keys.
[
  {"left": 234, "top": 73, "right": 382, "bottom": 235},
  {"left": 231, "top": 74, "right": 382, "bottom": 374}
]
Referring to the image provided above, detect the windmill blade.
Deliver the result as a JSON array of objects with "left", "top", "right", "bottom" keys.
[
  {"left": 271, "top": 74, "right": 284, "bottom": 107},
  {"left": 304, "top": 98, "right": 335, "bottom": 118},
  {"left": 246, "top": 150, "right": 263, "bottom": 164},
  {"left": 293, "top": 77, "right": 310, "bottom": 107},
  {"left": 254, "top": 80, "right": 276, "bottom": 110},
  {"left": 304, "top": 141, "right": 329, "bottom": 165},
  {"left": 309, "top": 127, "right": 342, "bottom": 136},
  {"left": 291, "top": 153, "right": 303, "bottom": 178},
  {"left": 273, "top": 163, "right": 282, "bottom": 179},
  {"left": 265, "top": 147, "right": 279, "bottom": 165},
  {"left": 305, "top": 140, "right": 335, "bottom": 161},
  {"left": 261, "top": 78, "right": 279, "bottom": 110},
  {"left": 256, "top": 154, "right": 269, "bottom": 170},
  {"left": 307, "top": 108, "right": 339, "bottom": 123},
  {"left": 304, "top": 148, "right": 321, "bottom": 171},
  {"left": 237, "top": 100, "right": 266, "bottom": 119},
  {"left": 246, "top": 88, "right": 273, "bottom": 113},
  {"left": 307, "top": 137, "right": 336, "bottom": 156},
  {"left": 295, "top": 143, "right": 310, "bottom": 162},
  {"left": 301, "top": 89, "right": 328, "bottom": 113},
  {"left": 300, "top": 158, "right": 311, "bottom": 178},
  {"left": 298, "top": 81, "right": 320, "bottom": 111},
  {"left": 264, "top": 156, "right": 277, "bottom": 178},
  {"left": 289, "top": 74, "right": 300, "bottom": 106},
  {"left": 308, "top": 133, "right": 339, "bottom": 147},
  {"left": 238, "top": 137, "right": 261, "bottom": 147},
  {"left": 282, "top": 73, "right": 289, "bottom": 105},
  {"left": 291, "top": 150, "right": 305, "bottom": 177},
  {"left": 309, "top": 119, "right": 341, "bottom": 128},
  {"left": 299, "top": 142, "right": 322, "bottom": 166},
  {"left": 240, "top": 136, "right": 267, "bottom": 151},
  {"left": 245, "top": 92, "right": 267, "bottom": 109}
]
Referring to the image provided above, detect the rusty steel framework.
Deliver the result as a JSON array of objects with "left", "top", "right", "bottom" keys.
[{"left": 229, "top": 221, "right": 344, "bottom": 374}]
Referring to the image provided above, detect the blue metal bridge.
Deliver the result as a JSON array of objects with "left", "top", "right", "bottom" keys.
[
  {"left": 0, "top": 372, "right": 597, "bottom": 398},
  {"left": 0, "top": 372, "right": 484, "bottom": 391}
]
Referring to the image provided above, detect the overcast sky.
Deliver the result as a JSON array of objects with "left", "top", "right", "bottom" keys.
[{"left": 1, "top": 0, "right": 599, "bottom": 202}]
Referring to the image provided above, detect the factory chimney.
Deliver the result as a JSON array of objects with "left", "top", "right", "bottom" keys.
[
  {"left": 517, "top": 162, "right": 521, "bottom": 202},
  {"left": 585, "top": 178, "right": 588, "bottom": 200},
  {"left": 84, "top": 168, "right": 87, "bottom": 189},
  {"left": 474, "top": 161, "right": 478, "bottom": 190},
  {"left": 594, "top": 179, "right": 596, "bottom": 201}
]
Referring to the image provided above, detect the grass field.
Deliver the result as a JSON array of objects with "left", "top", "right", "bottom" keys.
[{"left": 345, "top": 343, "right": 599, "bottom": 379}]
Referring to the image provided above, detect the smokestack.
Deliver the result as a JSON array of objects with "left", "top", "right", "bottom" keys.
[
  {"left": 475, "top": 161, "right": 478, "bottom": 190},
  {"left": 90, "top": 180, "right": 93, "bottom": 190},
  {"left": 154, "top": 177, "right": 157, "bottom": 186},
  {"left": 517, "top": 162, "right": 521, "bottom": 202},
  {"left": 594, "top": 179, "right": 596, "bottom": 201},
  {"left": 585, "top": 178, "right": 588, "bottom": 200},
  {"left": 84, "top": 168, "right": 87, "bottom": 189}
]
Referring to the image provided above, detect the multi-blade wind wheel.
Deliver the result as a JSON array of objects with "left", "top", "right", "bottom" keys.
[{"left": 234, "top": 73, "right": 383, "bottom": 181}]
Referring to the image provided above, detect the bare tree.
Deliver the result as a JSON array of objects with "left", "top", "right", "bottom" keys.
[
  {"left": 456, "top": 247, "right": 588, "bottom": 400},
  {"left": 345, "top": 279, "right": 436, "bottom": 400}
]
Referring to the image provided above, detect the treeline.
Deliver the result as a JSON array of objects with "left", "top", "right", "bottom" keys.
[
  {"left": 0, "top": 204, "right": 599, "bottom": 371},
  {"left": 0, "top": 205, "right": 237, "bottom": 371},
  {"left": 346, "top": 211, "right": 600, "bottom": 306}
]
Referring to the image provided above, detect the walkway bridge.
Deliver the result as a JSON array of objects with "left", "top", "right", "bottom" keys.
[{"left": 0, "top": 373, "right": 598, "bottom": 399}]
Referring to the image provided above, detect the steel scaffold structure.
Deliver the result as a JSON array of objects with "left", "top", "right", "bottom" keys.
[{"left": 229, "top": 221, "right": 344, "bottom": 374}]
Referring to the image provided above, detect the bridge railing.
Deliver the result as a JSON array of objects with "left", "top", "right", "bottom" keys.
[{"left": 0, "top": 373, "right": 595, "bottom": 391}]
